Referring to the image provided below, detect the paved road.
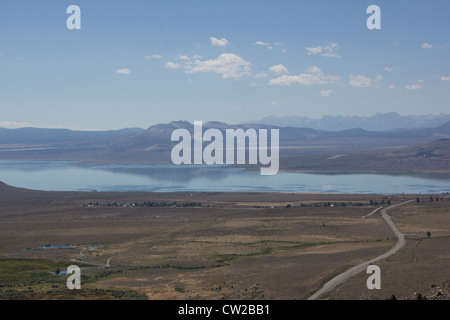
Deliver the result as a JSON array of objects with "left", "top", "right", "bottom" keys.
[{"left": 308, "top": 200, "right": 414, "bottom": 300}]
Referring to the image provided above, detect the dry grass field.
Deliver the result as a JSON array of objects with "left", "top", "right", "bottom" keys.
[
  {"left": 326, "top": 196, "right": 450, "bottom": 300},
  {"left": 0, "top": 183, "right": 448, "bottom": 300}
]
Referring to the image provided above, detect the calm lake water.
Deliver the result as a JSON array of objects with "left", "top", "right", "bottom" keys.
[{"left": 0, "top": 160, "right": 449, "bottom": 195}]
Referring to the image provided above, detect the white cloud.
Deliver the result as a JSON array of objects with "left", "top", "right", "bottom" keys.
[
  {"left": 116, "top": 68, "right": 131, "bottom": 75},
  {"left": 349, "top": 74, "right": 382, "bottom": 87},
  {"left": 254, "top": 72, "right": 269, "bottom": 78},
  {"left": 185, "top": 53, "right": 251, "bottom": 79},
  {"left": 322, "top": 52, "right": 340, "bottom": 58},
  {"left": 192, "top": 54, "right": 203, "bottom": 59},
  {"left": 306, "top": 46, "right": 323, "bottom": 55},
  {"left": 269, "top": 64, "right": 289, "bottom": 75},
  {"left": 0, "top": 121, "right": 32, "bottom": 129},
  {"left": 405, "top": 84, "right": 423, "bottom": 90},
  {"left": 210, "top": 37, "right": 229, "bottom": 47},
  {"left": 165, "top": 62, "right": 182, "bottom": 69},
  {"left": 145, "top": 54, "right": 162, "bottom": 59},
  {"left": 306, "top": 42, "right": 340, "bottom": 58},
  {"left": 305, "top": 66, "right": 321, "bottom": 73},
  {"left": 269, "top": 66, "right": 340, "bottom": 86},
  {"left": 271, "top": 101, "right": 278, "bottom": 106},
  {"left": 320, "top": 90, "right": 333, "bottom": 97},
  {"left": 388, "top": 84, "right": 396, "bottom": 89},
  {"left": 422, "top": 42, "right": 433, "bottom": 49},
  {"left": 255, "top": 41, "right": 287, "bottom": 52},
  {"left": 166, "top": 53, "right": 252, "bottom": 79},
  {"left": 177, "top": 55, "right": 190, "bottom": 61},
  {"left": 383, "top": 66, "right": 393, "bottom": 72},
  {"left": 441, "top": 76, "right": 450, "bottom": 81}
]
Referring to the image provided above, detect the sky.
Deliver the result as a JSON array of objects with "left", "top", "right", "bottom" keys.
[{"left": 0, "top": 0, "right": 449, "bottom": 130}]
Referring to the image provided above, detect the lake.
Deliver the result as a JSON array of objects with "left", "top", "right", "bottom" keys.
[{"left": 0, "top": 160, "right": 448, "bottom": 194}]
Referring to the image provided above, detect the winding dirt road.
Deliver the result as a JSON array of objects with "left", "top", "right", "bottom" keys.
[{"left": 308, "top": 200, "right": 414, "bottom": 300}]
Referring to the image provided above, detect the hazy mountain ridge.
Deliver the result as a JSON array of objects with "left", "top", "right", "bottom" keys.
[
  {"left": 0, "top": 127, "right": 144, "bottom": 144},
  {"left": 0, "top": 120, "right": 449, "bottom": 177},
  {"left": 251, "top": 113, "right": 450, "bottom": 131},
  {"left": 1, "top": 113, "right": 449, "bottom": 146},
  {"left": 0, "top": 119, "right": 449, "bottom": 150}
]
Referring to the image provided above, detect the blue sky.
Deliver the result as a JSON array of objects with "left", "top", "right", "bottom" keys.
[{"left": 0, "top": 0, "right": 449, "bottom": 130}]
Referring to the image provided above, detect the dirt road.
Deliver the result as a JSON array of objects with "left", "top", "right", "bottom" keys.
[{"left": 308, "top": 200, "right": 414, "bottom": 300}]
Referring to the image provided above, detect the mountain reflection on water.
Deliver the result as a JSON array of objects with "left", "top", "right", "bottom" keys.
[{"left": 0, "top": 160, "right": 449, "bottom": 194}]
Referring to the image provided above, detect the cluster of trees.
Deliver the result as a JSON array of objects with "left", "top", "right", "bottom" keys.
[
  {"left": 389, "top": 293, "right": 427, "bottom": 300},
  {"left": 285, "top": 201, "right": 387, "bottom": 208},
  {"left": 93, "top": 288, "right": 146, "bottom": 299},
  {"left": 369, "top": 199, "right": 391, "bottom": 206},
  {"left": 416, "top": 196, "right": 446, "bottom": 203},
  {"left": 0, "top": 288, "right": 23, "bottom": 297},
  {"left": 85, "top": 201, "right": 205, "bottom": 208}
]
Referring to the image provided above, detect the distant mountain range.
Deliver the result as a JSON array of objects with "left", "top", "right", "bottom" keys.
[
  {"left": 251, "top": 113, "right": 450, "bottom": 131},
  {"left": 2, "top": 119, "right": 449, "bottom": 149},
  {"left": 0, "top": 119, "right": 449, "bottom": 177},
  {"left": 0, "top": 127, "right": 144, "bottom": 144},
  {"left": 0, "top": 119, "right": 449, "bottom": 156}
]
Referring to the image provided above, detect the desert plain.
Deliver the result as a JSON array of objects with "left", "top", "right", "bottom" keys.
[{"left": 0, "top": 182, "right": 449, "bottom": 300}]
